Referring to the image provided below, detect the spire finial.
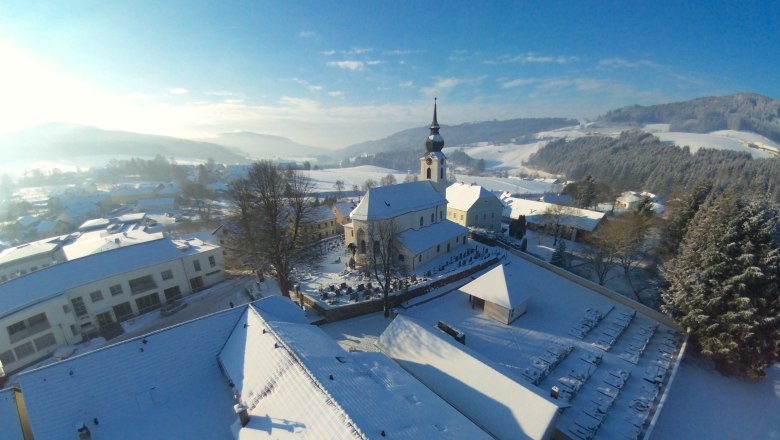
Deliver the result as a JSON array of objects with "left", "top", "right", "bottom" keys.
[{"left": 425, "top": 99, "right": 444, "bottom": 152}]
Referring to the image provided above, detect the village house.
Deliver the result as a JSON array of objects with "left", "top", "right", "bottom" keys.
[{"left": 446, "top": 182, "right": 503, "bottom": 232}]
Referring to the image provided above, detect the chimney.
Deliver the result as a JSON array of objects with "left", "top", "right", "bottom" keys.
[{"left": 234, "top": 403, "right": 249, "bottom": 427}]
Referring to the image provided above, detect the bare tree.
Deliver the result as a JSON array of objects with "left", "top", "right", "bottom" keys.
[
  {"left": 380, "top": 173, "right": 397, "bottom": 186},
  {"left": 404, "top": 173, "right": 418, "bottom": 183},
  {"left": 583, "top": 228, "right": 618, "bottom": 286},
  {"left": 362, "top": 178, "right": 378, "bottom": 192},
  {"left": 366, "top": 219, "right": 404, "bottom": 317},
  {"left": 539, "top": 204, "right": 575, "bottom": 245},
  {"left": 333, "top": 179, "right": 345, "bottom": 198},
  {"left": 226, "top": 161, "right": 315, "bottom": 297}
]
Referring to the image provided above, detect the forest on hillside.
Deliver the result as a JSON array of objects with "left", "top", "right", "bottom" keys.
[{"left": 525, "top": 131, "right": 780, "bottom": 201}]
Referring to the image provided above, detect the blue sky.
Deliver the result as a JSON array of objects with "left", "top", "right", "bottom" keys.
[{"left": 1, "top": 0, "right": 778, "bottom": 148}]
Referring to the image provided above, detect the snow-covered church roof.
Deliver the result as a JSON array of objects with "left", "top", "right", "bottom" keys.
[{"left": 351, "top": 181, "right": 445, "bottom": 221}]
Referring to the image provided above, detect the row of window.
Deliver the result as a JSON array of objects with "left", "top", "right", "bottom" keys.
[
  {"left": 0, "top": 262, "right": 54, "bottom": 283},
  {"left": 419, "top": 210, "right": 445, "bottom": 227},
  {"left": 192, "top": 256, "right": 217, "bottom": 272},
  {"left": 0, "top": 332, "right": 57, "bottom": 366},
  {"left": 7, "top": 312, "right": 51, "bottom": 343}
]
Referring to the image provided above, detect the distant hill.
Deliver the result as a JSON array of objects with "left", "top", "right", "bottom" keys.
[
  {"left": 340, "top": 117, "right": 578, "bottom": 158},
  {"left": 0, "top": 123, "right": 249, "bottom": 164},
  {"left": 199, "top": 132, "right": 332, "bottom": 161},
  {"left": 599, "top": 93, "right": 780, "bottom": 143}
]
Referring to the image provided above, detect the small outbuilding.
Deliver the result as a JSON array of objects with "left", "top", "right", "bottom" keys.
[{"left": 459, "top": 264, "right": 529, "bottom": 325}]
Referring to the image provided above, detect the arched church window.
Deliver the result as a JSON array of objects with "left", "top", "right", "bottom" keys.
[
  {"left": 440, "top": 167, "right": 444, "bottom": 179},
  {"left": 430, "top": 213, "right": 434, "bottom": 223},
  {"left": 360, "top": 240, "right": 366, "bottom": 254},
  {"left": 420, "top": 217, "right": 423, "bottom": 226},
  {"left": 426, "top": 168, "right": 431, "bottom": 179}
]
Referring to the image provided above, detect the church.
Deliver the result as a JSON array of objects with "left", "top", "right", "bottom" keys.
[{"left": 344, "top": 102, "right": 469, "bottom": 271}]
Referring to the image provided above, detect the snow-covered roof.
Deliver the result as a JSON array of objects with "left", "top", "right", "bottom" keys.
[
  {"left": 378, "top": 315, "right": 560, "bottom": 440},
  {"left": 18, "top": 297, "right": 486, "bottom": 440},
  {"left": 0, "top": 388, "right": 25, "bottom": 440},
  {"left": 0, "top": 238, "right": 199, "bottom": 319},
  {"left": 395, "top": 251, "right": 684, "bottom": 440},
  {"left": 458, "top": 264, "right": 530, "bottom": 309},
  {"left": 304, "top": 204, "right": 336, "bottom": 223},
  {"left": 0, "top": 238, "right": 62, "bottom": 266},
  {"left": 446, "top": 182, "right": 499, "bottom": 211},
  {"left": 18, "top": 306, "right": 247, "bottom": 440},
  {"left": 501, "top": 196, "right": 605, "bottom": 232},
  {"left": 62, "top": 227, "right": 164, "bottom": 260},
  {"left": 333, "top": 201, "right": 357, "bottom": 218},
  {"left": 398, "top": 221, "right": 468, "bottom": 254},
  {"left": 16, "top": 215, "right": 39, "bottom": 228},
  {"left": 221, "top": 301, "right": 487, "bottom": 439},
  {"left": 351, "top": 181, "right": 445, "bottom": 221}
]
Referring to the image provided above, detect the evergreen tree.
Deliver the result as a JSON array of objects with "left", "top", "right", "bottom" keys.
[
  {"left": 550, "top": 239, "right": 567, "bottom": 268},
  {"left": 576, "top": 174, "right": 597, "bottom": 209},
  {"left": 658, "top": 181, "right": 713, "bottom": 259},
  {"left": 661, "top": 194, "right": 780, "bottom": 378}
]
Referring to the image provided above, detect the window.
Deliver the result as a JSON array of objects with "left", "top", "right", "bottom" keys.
[
  {"left": 447, "top": 243, "right": 450, "bottom": 252},
  {"left": 135, "top": 293, "right": 162, "bottom": 314},
  {"left": 426, "top": 168, "right": 431, "bottom": 179},
  {"left": 420, "top": 217, "right": 424, "bottom": 227},
  {"left": 439, "top": 211, "right": 443, "bottom": 220},
  {"left": 418, "top": 255, "right": 422, "bottom": 262},
  {"left": 460, "top": 214, "right": 464, "bottom": 220},
  {"left": 14, "top": 342, "right": 35, "bottom": 360},
  {"left": 70, "top": 325, "right": 78, "bottom": 336},
  {"left": 71, "top": 297, "right": 88, "bottom": 317},
  {"left": 8, "top": 313, "right": 52, "bottom": 343},
  {"left": 62, "top": 304, "right": 70, "bottom": 314},
  {"left": 110, "top": 284, "right": 124, "bottom": 296},
  {"left": 491, "top": 212, "right": 495, "bottom": 218},
  {"left": 437, "top": 244, "right": 440, "bottom": 253},
  {"left": 190, "top": 277, "right": 204, "bottom": 291},
  {"left": 33, "top": 333, "right": 57, "bottom": 351},
  {"left": 129, "top": 275, "right": 157, "bottom": 294},
  {"left": 440, "top": 167, "right": 444, "bottom": 179},
  {"left": 96, "top": 312, "right": 113, "bottom": 328},
  {"left": 431, "top": 213, "right": 434, "bottom": 223},
  {"left": 193, "top": 260, "right": 201, "bottom": 272},
  {"left": 164, "top": 286, "right": 182, "bottom": 302},
  {"left": 398, "top": 254, "right": 405, "bottom": 261},
  {"left": 161, "top": 270, "right": 174, "bottom": 280},
  {"left": 90, "top": 290, "right": 104, "bottom": 303},
  {"left": 208, "top": 256, "right": 216, "bottom": 267},
  {"left": 113, "top": 302, "right": 133, "bottom": 322},
  {"left": 0, "top": 350, "right": 15, "bottom": 366}
]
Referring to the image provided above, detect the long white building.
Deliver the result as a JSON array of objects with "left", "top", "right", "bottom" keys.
[{"left": 0, "top": 236, "right": 225, "bottom": 374}]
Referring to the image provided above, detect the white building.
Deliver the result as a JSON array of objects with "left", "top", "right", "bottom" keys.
[
  {"left": 0, "top": 238, "right": 66, "bottom": 284},
  {"left": 0, "top": 236, "right": 225, "bottom": 374},
  {"left": 459, "top": 264, "right": 530, "bottom": 325},
  {"left": 16, "top": 298, "right": 489, "bottom": 439},
  {"left": 344, "top": 102, "right": 469, "bottom": 270},
  {"left": 446, "top": 182, "right": 503, "bottom": 232},
  {"left": 500, "top": 193, "right": 605, "bottom": 242}
]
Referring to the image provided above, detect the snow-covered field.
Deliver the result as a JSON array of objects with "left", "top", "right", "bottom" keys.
[{"left": 454, "top": 140, "right": 555, "bottom": 174}]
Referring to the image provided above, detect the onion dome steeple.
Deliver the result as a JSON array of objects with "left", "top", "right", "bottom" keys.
[{"left": 425, "top": 98, "right": 445, "bottom": 152}]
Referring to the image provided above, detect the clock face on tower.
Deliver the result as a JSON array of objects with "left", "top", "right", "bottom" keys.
[{"left": 426, "top": 157, "right": 432, "bottom": 165}]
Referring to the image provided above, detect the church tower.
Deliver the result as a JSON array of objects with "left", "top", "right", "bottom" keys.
[{"left": 420, "top": 99, "right": 447, "bottom": 193}]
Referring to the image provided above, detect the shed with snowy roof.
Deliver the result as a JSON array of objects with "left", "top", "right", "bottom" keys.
[{"left": 459, "top": 264, "right": 530, "bottom": 324}]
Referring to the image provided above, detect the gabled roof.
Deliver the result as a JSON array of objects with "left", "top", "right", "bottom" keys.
[
  {"left": 458, "top": 264, "right": 529, "bottom": 309},
  {"left": 221, "top": 303, "right": 487, "bottom": 439},
  {"left": 446, "top": 182, "right": 500, "bottom": 211},
  {"left": 378, "top": 315, "right": 560, "bottom": 440},
  {"left": 398, "top": 221, "right": 468, "bottom": 254},
  {"left": 304, "top": 204, "right": 337, "bottom": 223},
  {"left": 351, "top": 181, "right": 445, "bottom": 221},
  {"left": 0, "top": 238, "right": 188, "bottom": 319},
  {"left": 333, "top": 201, "right": 357, "bottom": 218}
]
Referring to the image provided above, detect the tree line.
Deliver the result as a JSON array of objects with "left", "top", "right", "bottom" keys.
[{"left": 525, "top": 130, "right": 780, "bottom": 202}]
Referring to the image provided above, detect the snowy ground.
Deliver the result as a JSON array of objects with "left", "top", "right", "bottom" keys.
[
  {"left": 651, "top": 358, "right": 780, "bottom": 439},
  {"left": 453, "top": 140, "right": 556, "bottom": 175}
]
